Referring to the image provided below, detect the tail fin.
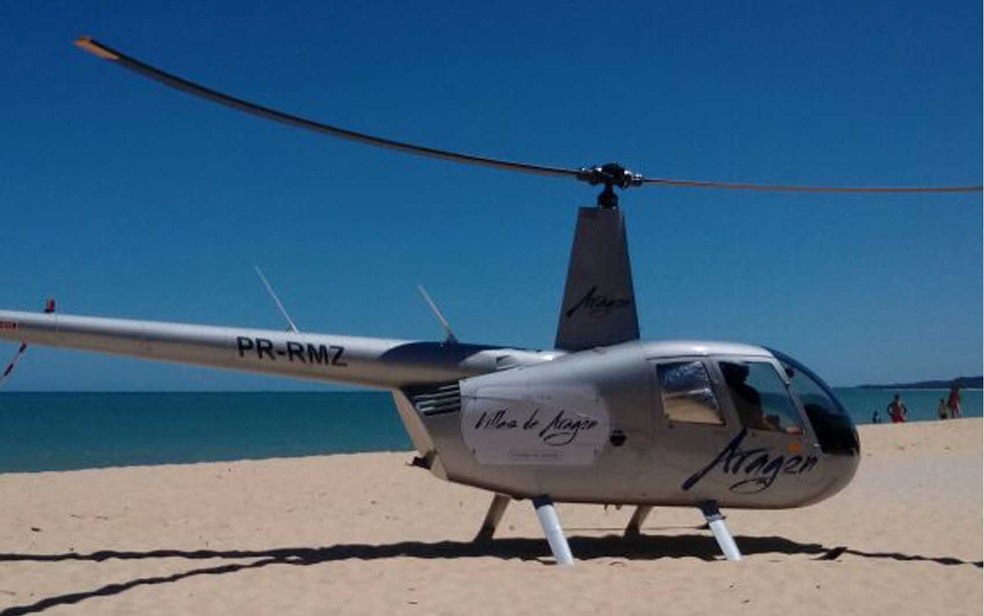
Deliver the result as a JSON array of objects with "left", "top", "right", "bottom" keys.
[{"left": 554, "top": 207, "right": 639, "bottom": 351}]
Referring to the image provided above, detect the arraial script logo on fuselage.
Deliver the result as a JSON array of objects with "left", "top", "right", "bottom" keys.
[
  {"left": 461, "top": 394, "right": 610, "bottom": 466},
  {"left": 682, "top": 428, "right": 819, "bottom": 494}
]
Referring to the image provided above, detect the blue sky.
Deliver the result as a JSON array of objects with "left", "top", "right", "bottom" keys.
[{"left": 1, "top": 0, "right": 980, "bottom": 390}]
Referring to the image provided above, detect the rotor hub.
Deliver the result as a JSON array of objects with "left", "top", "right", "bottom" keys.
[
  {"left": 576, "top": 163, "right": 644, "bottom": 209},
  {"left": 576, "top": 163, "right": 644, "bottom": 189}
]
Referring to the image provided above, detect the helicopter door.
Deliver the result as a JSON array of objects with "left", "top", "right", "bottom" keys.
[
  {"left": 707, "top": 359, "right": 822, "bottom": 493},
  {"left": 650, "top": 359, "right": 735, "bottom": 478},
  {"left": 652, "top": 357, "right": 823, "bottom": 498}
]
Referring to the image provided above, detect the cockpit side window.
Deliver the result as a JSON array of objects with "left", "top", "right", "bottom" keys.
[
  {"left": 718, "top": 361, "right": 804, "bottom": 434},
  {"left": 656, "top": 361, "right": 724, "bottom": 425}
]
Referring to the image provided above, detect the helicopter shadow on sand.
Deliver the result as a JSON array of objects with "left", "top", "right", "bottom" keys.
[{"left": 0, "top": 534, "right": 980, "bottom": 616}]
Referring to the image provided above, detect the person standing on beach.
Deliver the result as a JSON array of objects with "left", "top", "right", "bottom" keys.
[
  {"left": 887, "top": 394, "right": 908, "bottom": 423},
  {"left": 947, "top": 385, "right": 962, "bottom": 418},
  {"left": 936, "top": 398, "right": 947, "bottom": 420}
]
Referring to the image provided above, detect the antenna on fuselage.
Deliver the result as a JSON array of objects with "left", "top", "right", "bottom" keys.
[
  {"left": 255, "top": 266, "right": 299, "bottom": 333},
  {"left": 417, "top": 284, "right": 458, "bottom": 344}
]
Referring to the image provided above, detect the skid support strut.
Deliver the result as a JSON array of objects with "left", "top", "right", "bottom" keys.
[
  {"left": 532, "top": 495, "right": 575, "bottom": 566},
  {"left": 624, "top": 505, "right": 653, "bottom": 538},
  {"left": 474, "top": 494, "right": 510, "bottom": 543},
  {"left": 699, "top": 501, "right": 742, "bottom": 561}
]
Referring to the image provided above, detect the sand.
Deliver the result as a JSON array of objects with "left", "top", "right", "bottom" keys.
[{"left": 1, "top": 419, "right": 980, "bottom": 615}]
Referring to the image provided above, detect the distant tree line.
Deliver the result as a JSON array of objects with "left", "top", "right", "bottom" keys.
[{"left": 858, "top": 376, "right": 983, "bottom": 389}]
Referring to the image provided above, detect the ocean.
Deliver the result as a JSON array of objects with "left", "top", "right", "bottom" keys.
[{"left": 0, "top": 388, "right": 980, "bottom": 473}]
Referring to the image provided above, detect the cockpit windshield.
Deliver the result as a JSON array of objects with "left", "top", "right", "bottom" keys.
[{"left": 769, "top": 348, "right": 859, "bottom": 456}]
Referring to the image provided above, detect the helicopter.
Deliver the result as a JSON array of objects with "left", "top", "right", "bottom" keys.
[{"left": 1, "top": 37, "right": 980, "bottom": 566}]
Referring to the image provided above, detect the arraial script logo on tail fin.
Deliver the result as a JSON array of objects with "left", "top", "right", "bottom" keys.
[{"left": 565, "top": 286, "right": 632, "bottom": 319}]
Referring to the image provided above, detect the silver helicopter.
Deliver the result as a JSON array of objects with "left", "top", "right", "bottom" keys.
[{"left": 1, "top": 38, "right": 978, "bottom": 566}]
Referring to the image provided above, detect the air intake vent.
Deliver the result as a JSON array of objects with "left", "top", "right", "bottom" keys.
[{"left": 407, "top": 382, "right": 462, "bottom": 416}]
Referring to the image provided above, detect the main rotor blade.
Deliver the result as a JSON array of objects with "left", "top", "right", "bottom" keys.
[
  {"left": 76, "top": 37, "right": 981, "bottom": 196},
  {"left": 641, "top": 176, "right": 982, "bottom": 194},
  {"left": 74, "top": 37, "right": 580, "bottom": 180}
]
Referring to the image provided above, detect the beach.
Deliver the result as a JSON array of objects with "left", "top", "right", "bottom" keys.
[{"left": 1, "top": 419, "right": 980, "bottom": 615}]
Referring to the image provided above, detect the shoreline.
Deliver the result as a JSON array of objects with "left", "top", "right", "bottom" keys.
[
  {"left": 0, "top": 416, "right": 979, "bottom": 477},
  {"left": 854, "top": 387, "right": 983, "bottom": 391},
  {"left": 0, "top": 389, "right": 984, "bottom": 473},
  {"left": 1, "top": 416, "right": 980, "bottom": 476}
]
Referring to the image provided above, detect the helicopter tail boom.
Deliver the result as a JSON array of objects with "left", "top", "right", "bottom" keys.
[{"left": 0, "top": 309, "right": 542, "bottom": 389}]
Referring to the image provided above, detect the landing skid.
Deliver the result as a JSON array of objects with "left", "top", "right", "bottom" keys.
[
  {"left": 472, "top": 496, "right": 741, "bottom": 565},
  {"left": 472, "top": 493, "right": 575, "bottom": 565},
  {"left": 532, "top": 495, "right": 575, "bottom": 566},
  {"left": 699, "top": 501, "right": 743, "bottom": 561},
  {"left": 624, "top": 503, "right": 742, "bottom": 561}
]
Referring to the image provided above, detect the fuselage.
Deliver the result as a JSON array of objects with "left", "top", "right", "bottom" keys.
[
  {"left": 402, "top": 339, "right": 859, "bottom": 509},
  {"left": 0, "top": 310, "right": 859, "bottom": 510}
]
